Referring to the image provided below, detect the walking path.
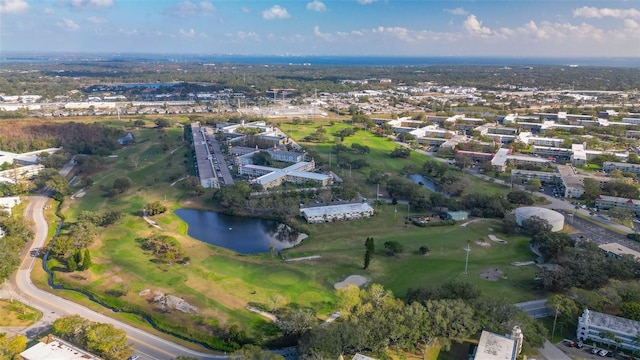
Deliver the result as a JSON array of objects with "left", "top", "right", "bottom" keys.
[
  {"left": 284, "top": 255, "right": 321, "bottom": 262},
  {"left": 536, "top": 340, "right": 572, "bottom": 360},
  {"left": 245, "top": 306, "right": 278, "bottom": 322}
]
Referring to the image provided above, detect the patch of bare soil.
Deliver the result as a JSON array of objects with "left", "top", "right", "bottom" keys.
[{"left": 479, "top": 268, "right": 504, "bottom": 281}]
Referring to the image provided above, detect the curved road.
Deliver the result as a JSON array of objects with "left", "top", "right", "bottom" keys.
[{"left": 11, "top": 195, "right": 225, "bottom": 360}]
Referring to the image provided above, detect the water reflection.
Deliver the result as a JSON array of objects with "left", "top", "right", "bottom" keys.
[{"left": 175, "top": 209, "right": 306, "bottom": 254}]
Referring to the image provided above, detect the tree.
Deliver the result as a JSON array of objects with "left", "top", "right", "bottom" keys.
[
  {"left": 145, "top": 201, "right": 168, "bottom": 216},
  {"left": 502, "top": 212, "right": 518, "bottom": 235},
  {"left": 0, "top": 333, "right": 27, "bottom": 359},
  {"left": 525, "top": 178, "right": 542, "bottom": 193},
  {"left": 133, "top": 119, "right": 145, "bottom": 127},
  {"left": 621, "top": 302, "right": 640, "bottom": 321},
  {"left": 155, "top": 118, "right": 171, "bottom": 128},
  {"left": 111, "top": 177, "right": 132, "bottom": 195},
  {"left": 252, "top": 151, "right": 273, "bottom": 166},
  {"left": 419, "top": 246, "right": 430, "bottom": 254},
  {"left": 67, "top": 256, "right": 78, "bottom": 272},
  {"left": 390, "top": 147, "right": 411, "bottom": 158},
  {"left": 230, "top": 345, "right": 284, "bottom": 360},
  {"left": 363, "top": 237, "right": 374, "bottom": 269},
  {"left": 69, "top": 220, "right": 97, "bottom": 249},
  {"left": 278, "top": 309, "right": 317, "bottom": 337},
  {"left": 507, "top": 190, "right": 533, "bottom": 205},
  {"left": 521, "top": 216, "right": 552, "bottom": 235},
  {"left": 53, "top": 315, "right": 133, "bottom": 360},
  {"left": 81, "top": 249, "right": 92, "bottom": 270},
  {"left": 384, "top": 241, "right": 404, "bottom": 256},
  {"left": 266, "top": 293, "right": 286, "bottom": 313},
  {"left": 140, "top": 234, "right": 184, "bottom": 264}
]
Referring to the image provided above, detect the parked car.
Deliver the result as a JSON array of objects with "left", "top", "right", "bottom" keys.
[
  {"left": 598, "top": 349, "right": 608, "bottom": 357},
  {"left": 592, "top": 348, "right": 600, "bottom": 354}
]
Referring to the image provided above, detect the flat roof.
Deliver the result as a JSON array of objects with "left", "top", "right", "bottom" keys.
[
  {"left": 301, "top": 203, "right": 374, "bottom": 218},
  {"left": 599, "top": 243, "right": 640, "bottom": 259},
  {"left": 21, "top": 337, "right": 102, "bottom": 360},
  {"left": 507, "top": 155, "right": 550, "bottom": 163},
  {"left": 582, "top": 309, "right": 640, "bottom": 336},
  {"left": 491, "top": 148, "right": 510, "bottom": 166},
  {"left": 474, "top": 331, "right": 518, "bottom": 360}
]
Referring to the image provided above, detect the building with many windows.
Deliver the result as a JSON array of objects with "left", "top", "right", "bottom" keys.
[
  {"left": 300, "top": 203, "right": 374, "bottom": 223},
  {"left": 239, "top": 160, "right": 332, "bottom": 189},
  {"left": 595, "top": 195, "right": 640, "bottom": 215},
  {"left": 603, "top": 161, "right": 640, "bottom": 175},
  {"left": 577, "top": 309, "right": 640, "bottom": 353}
]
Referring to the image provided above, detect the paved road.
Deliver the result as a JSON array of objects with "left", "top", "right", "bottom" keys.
[{"left": 8, "top": 195, "right": 226, "bottom": 359}]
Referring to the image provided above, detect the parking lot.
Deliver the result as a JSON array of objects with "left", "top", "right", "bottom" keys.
[
  {"left": 560, "top": 340, "right": 635, "bottom": 360},
  {"left": 559, "top": 210, "right": 640, "bottom": 251}
]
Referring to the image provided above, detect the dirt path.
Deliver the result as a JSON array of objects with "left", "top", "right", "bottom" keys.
[{"left": 284, "top": 255, "right": 321, "bottom": 262}]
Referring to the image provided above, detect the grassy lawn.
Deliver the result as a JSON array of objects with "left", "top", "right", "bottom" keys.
[
  {"left": 0, "top": 299, "right": 41, "bottom": 326},
  {"left": 39, "top": 120, "right": 542, "bottom": 349}
]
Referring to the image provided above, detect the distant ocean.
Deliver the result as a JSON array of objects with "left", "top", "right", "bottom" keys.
[{"left": 1, "top": 53, "right": 638, "bottom": 68}]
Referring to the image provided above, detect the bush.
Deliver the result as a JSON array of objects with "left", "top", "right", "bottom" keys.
[{"left": 627, "top": 233, "right": 640, "bottom": 242}]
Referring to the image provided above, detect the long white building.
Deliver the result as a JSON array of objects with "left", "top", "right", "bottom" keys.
[
  {"left": 300, "top": 203, "right": 374, "bottom": 223},
  {"left": 577, "top": 309, "right": 640, "bottom": 352}
]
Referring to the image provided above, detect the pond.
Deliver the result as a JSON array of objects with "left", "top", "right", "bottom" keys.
[
  {"left": 406, "top": 174, "right": 451, "bottom": 197},
  {"left": 175, "top": 209, "right": 306, "bottom": 254}
]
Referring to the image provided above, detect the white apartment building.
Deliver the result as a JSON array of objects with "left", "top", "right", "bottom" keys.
[
  {"left": 595, "top": 195, "right": 640, "bottom": 215},
  {"left": 577, "top": 309, "right": 640, "bottom": 352},
  {"left": 603, "top": 161, "right": 640, "bottom": 175},
  {"left": 300, "top": 203, "right": 374, "bottom": 223}
]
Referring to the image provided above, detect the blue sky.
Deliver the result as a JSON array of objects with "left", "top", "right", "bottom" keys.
[{"left": 1, "top": 0, "right": 639, "bottom": 57}]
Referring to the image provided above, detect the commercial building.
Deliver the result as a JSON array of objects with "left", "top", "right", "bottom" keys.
[
  {"left": 300, "top": 203, "right": 374, "bottom": 223},
  {"left": 577, "top": 309, "right": 640, "bottom": 352},
  {"left": 595, "top": 195, "right": 640, "bottom": 215},
  {"left": 473, "top": 326, "right": 523, "bottom": 360},
  {"left": 20, "top": 335, "right": 102, "bottom": 360}
]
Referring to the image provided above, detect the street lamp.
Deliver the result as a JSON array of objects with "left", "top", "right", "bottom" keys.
[{"left": 464, "top": 241, "right": 471, "bottom": 275}]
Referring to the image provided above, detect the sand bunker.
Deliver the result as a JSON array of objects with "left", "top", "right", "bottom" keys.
[
  {"left": 474, "top": 240, "right": 491, "bottom": 248},
  {"left": 334, "top": 275, "right": 367, "bottom": 289},
  {"left": 488, "top": 235, "right": 507, "bottom": 244},
  {"left": 480, "top": 268, "right": 504, "bottom": 281}
]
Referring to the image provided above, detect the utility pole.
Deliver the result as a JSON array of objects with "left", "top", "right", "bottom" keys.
[
  {"left": 551, "top": 303, "right": 560, "bottom": 340},
  {"left": 464, "top": 241, "right": 471, "bottom": 275}
]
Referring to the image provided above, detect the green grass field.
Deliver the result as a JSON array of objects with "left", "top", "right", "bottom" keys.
[{"left": 42, "top": 120, "right": 542, "bottom": 349}]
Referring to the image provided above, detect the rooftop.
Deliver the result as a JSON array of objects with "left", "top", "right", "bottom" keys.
[
  {"left": 474, "top": 330, "right": 518, "bottom": 360},
  {"left": 599, "top": 243, "right": 640, "bottom": 259},
  {"left": 300, "top": 203, "right": 374, "bottom": 218},
  {"left": 582, "top": 309, "right": 640, "bottom": 336},
  {"left": 21, "top": 336, "right": 102, "bottom": 360}
]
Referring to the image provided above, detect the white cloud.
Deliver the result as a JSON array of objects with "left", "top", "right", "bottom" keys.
[
  {"left": 624, "top": 19, "right": 639, "bottom": 29},
  {"left": 180, "top": 28, "right": 196, "bottom": 38},
  {"left": 313, "top": 25, "right": 332, "bottom": 40},
  {"left": 357, "top": 0, "right": 377, "bottom": 4},
  {"left": 573, "top": 6, "right": 640, "bottom": 19},
  {"left": 167, "top": 0, "right": 215, "bottom": 17},
  {"left": 43, "top": 7, "right": 54, "bottom": 14},
  {"left": 374, "top": 26, "right": 413, "bottom": 41},
  {"left": 0, "top": 0, "right": 30, "bottom": 14},
  {"left": 463, "top": 14, "right": 492, "bottom": 36},
  {"left": 87, "top": 15, "right": 107, "bottom": 23},
  {"left": 236, "top": 31, "right": 260, "bottom": 40},
  {"left": 58, "top": 18, "right": 80, "bottom": 31},
  {"left": 262, "top": 5, "right": 290, "bottom": 20},
  {"left": 241, "top": 6, "right": 252, "bottom": 14},
  {"left": 444, "top": 7, "right": 468, "bottom": 16},
  {"left": 70, "top": 0, "right": 114, "bottom": 8},
  {"left": 306, "top": 0, "right": 326, "bottom": 12}
]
